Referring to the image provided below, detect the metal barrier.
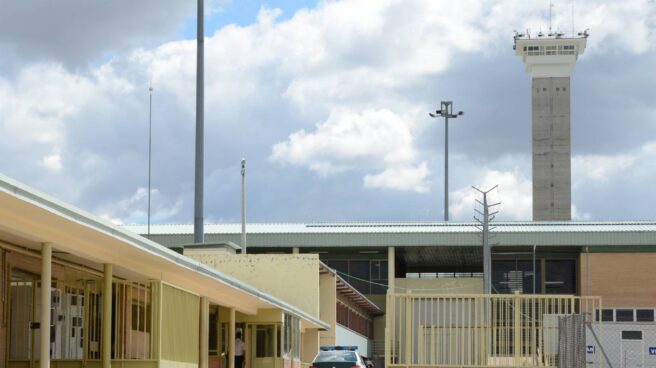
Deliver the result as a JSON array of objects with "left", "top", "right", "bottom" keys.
[{"left": 385, "top": 293, "right": 602, "bottom": 368}]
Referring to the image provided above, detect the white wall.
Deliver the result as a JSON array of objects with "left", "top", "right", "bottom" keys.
[
  {"left": 587, "top": 323, "right": 656, "bottom": 368},
  {"left": 335, "top": 325, "right": 371, "bottom": 357}
]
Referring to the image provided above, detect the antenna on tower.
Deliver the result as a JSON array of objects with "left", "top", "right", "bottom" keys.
[
  {"left": 571, "top": 0, "right": 575, "bottom": 37},
  {"left": 549, "top": 0, "right": 553, "bottom": 33}
]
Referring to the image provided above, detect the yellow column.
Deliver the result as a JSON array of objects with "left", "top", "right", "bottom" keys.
[
  {"left": 200, "top": 298, "right": 210, "bottom": 368},
  {"left": 40, "top": 243, "right": 52, "bottom": 368},
  {"left": 229, "top": 308, "right": 236, "bottom": 368},
  {"left": 386, "top": 246, "right": 395, "bottom": 367},
  {"left": 388, "top": 247, "right": 395, "bottom": 293},
  {"left": 103, "top": 264, "right": 113, "bottom": 368}
]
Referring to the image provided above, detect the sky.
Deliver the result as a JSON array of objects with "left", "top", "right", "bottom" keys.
[{"left": 0, "top": 0, "right": 655, "bottom": 225}]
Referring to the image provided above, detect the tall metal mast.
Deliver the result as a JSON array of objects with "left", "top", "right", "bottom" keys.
[
  {"left": 429, "top": 101, "right": 464, "bottom": 221},
  {"left": 194, "top": 0, "right": 205, "bottom": 244}
]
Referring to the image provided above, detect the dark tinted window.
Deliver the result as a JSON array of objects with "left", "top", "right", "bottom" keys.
[
  {"left": 349, "top": 260, "right": 371, "bottom": 294},
  {"left": 616, "top": 309, "right": 634, "bottom": 322},
  {"left": 370, "top": 260, "right": 388, "bottom": 294},
  {"left": 492, "top": 260, "right": 541, "bottom": 294},
  {"left": 324, "top": 261, "right": 348, "bottom": 276},
  {"left": 596, "top": 309, "right": 613, "bottom": 322},
  {"left": 545, "top": 260, "right": 576, "bottom": 294},
  {"left": 637, "top": 309, "right": 654, "bottom": 322},
  {"left": 622, "top": 331, "right": 642, "bottom": 340}
]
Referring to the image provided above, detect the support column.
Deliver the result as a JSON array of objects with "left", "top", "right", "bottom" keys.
[
  {"left": 103, "top": 264, "right": 112, "bottom": 368},
  {"left": 229, "top": 308, "right": 235, "bottom": 368},
  {"left": 386, "top": 246, "right": 395, "bottom": 368},
  {"left": 40, "top": 243, "right": 52, "bottom": 368},
  {"left": 387, "top": 247, "right": 395, "bottom": 293},
  {"left": 200, "top": 298, "right": 210, "bottom": 368},
  {"left": 292, "top": 247, "right": 300, "bottom": 255}
]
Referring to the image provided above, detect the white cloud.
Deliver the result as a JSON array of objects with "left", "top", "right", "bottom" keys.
[
  {"left": 97, "top": 187, "right": 184, "bottom": 225},
  {"left": 1, "top": 0, "right": 655, "bottom": 223},
  {"left": 451, "top": 168, "right": 533, "bottom": 221},
  {"left": 41, "top": 153, "right": 62, "bottom": 172},
  {"left": 363, "top": 162, "right": 430, "bottom": 193},
  {"left": 271, "top": 108, "right": 419, "bottom": 171},
  {"left": 573, "top": 141, "right": 656, "bottom": 185}
]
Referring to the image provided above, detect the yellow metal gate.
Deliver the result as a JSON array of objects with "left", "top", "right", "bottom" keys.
[{"left": 385, "top": 293, "right": 602, "bottom": 367}]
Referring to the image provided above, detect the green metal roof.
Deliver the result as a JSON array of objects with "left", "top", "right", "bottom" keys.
[{"left": 122, "top": 221, "right": 656, "bottom": 248}]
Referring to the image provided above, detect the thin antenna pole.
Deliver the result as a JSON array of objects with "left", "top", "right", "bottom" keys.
[
  {"left": 194, "top": 0, "right": 205, "bottom": 244},
  {"left": 241, "top": 158, "right": 247, "bottom": 254},
  {"left": 147, "top": 81, "right": 153, "bottom": 239},
  {"left": 549, "top": 0, "right": 553, "bottom": 32},
  {"left": 571, "top": 0, "right": 575, "bottom": 37}
]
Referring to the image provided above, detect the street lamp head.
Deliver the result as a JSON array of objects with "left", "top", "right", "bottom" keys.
[
  {"left": 429, "top": 112, "right": 437, "bottom": 118},
  {"left": 458, "top": 111, "right": 464, "bottom": 116}
]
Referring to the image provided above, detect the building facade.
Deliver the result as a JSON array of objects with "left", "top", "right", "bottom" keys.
[{"left": 127, "top": 221, "right": 656, "bottom": 367}]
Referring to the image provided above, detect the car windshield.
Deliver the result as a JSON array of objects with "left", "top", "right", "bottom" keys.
[{"left": 314, "top": 351, "right": 357, "bottom": 363}]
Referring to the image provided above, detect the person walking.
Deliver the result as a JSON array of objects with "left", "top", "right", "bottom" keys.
[{"left": 235, "top": 331, "right": 245, "bottom": 368}]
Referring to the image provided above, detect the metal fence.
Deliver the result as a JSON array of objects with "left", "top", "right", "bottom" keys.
[{"left": 385, "top": 293, "right": 602, "bottom": 368}]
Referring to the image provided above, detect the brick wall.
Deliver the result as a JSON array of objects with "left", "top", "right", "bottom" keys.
[{"left": 580, "top": 253, "right": 656, "bottom": 308}]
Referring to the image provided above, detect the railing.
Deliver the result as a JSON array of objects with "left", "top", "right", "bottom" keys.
[{"left": 385, "top": 293, "right": 602, "bottom": 368}]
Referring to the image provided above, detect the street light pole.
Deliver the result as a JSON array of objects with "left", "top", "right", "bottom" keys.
[
  {"left": 429, "top": 101, "right": 463, "bottom": 221},
  {"left": 147, "top": 82, "right": 153, "bottom": 239}
]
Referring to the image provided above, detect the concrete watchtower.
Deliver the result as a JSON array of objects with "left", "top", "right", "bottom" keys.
[{"left": 514, "top": 31, "right": 588, "bottom": 220}]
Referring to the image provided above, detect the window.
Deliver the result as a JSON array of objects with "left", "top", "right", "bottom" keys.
[
  {"left": 596, "top": 309, "right": 613, "bottom": 322},
  {"left": 349, "top": 260, "right": 370, "bottom": 294},
  {"left": 282, "top": 313, "right": 300, "bottom": 360},
  {"left": 255, "top": 325, "right": 276, "bottom": 358},
  {"left": 370, "top": 260, "right": 388, "bottom": 294},
  {"left": 616, "top": 309, "right": 634, "bottom": 322},
  {"left": 544, "top": 260, "right": 576, "bottom": 294},
  {"left": 492, "top": 260, "right": 541, "bottom": 294},
  {"left": 637, "top": 309, "right": 654, "bottom": 322},
  {"left": 622, "top": 331, "right": 642, "bottom": 340}
]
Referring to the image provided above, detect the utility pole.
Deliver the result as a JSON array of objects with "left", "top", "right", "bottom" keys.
[
  {"left": 429, "top": 101, "right": 463, "bottom": 221},
  {"left": 241, "top": 158, "right": 247, "bottom": 254},
  {"left": 194, "top": 0, "right": 205, "bottom": 244},
  {"left": 473, "top": 185, "right": 500, "bottom": 295}
]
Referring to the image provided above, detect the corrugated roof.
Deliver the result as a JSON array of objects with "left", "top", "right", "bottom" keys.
[
  {"left": 121, "top": 221, "right": 656, "bottom": 248},
  {"left": 124, "top": 221, "right": 656, "bottom": 234}
]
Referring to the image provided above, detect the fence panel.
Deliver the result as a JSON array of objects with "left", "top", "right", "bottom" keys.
[{"left": 386, "top": 293, "right": 602, "bottom": 368}]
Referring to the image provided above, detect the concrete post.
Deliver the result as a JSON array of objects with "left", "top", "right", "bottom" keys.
[
  {"left": 103, "top": 264, "right": 113, "bottom": 368},
  {"left": 292, "top": 247, "right": 300, "bottom": 255},
  {"left": 200, "top": 298, "right": 209, "bottom": 368},
  {"left": 229, "top": 308, "right": 235, "bottom": 368},
  {"left": 40, "top": 243, "right": 52, "bottom": 368}
]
